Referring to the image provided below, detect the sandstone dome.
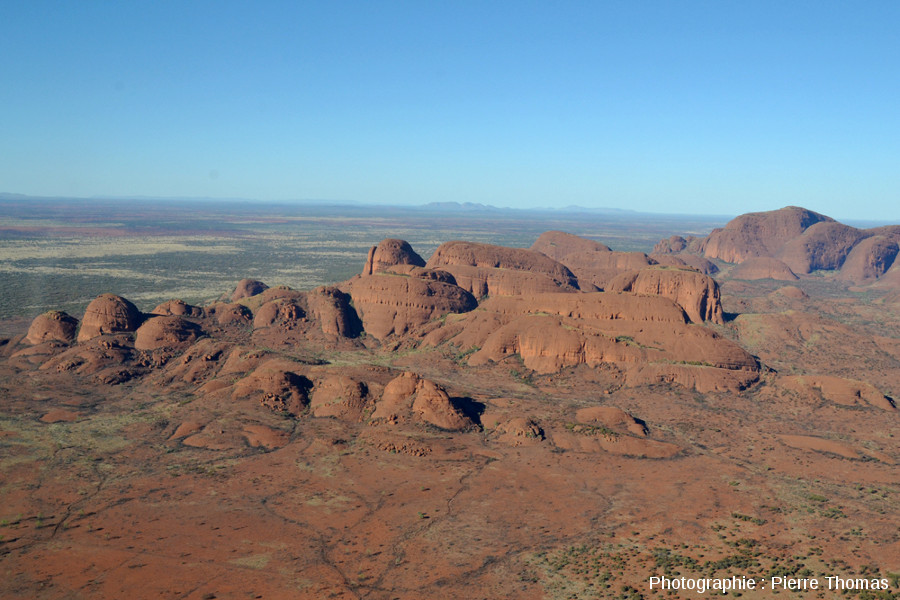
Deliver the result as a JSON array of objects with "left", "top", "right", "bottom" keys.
[
  {"left": 77, "top": 294, "right": 143, "bottom": 342},
  {"left": 26, "top": 311, "right": 79, "bottom": 345}
]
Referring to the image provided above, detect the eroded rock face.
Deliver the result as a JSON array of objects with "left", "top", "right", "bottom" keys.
[
  {"left": 371, "top": 372, "right": 420, "bottom": 422},
  {"left": 231, "top": 279, "right": 269, "bottom": 302},
  {"left": 341, "top": 274, "right": 476, "bottom": 339},
  {"left": 363, "top": 239, "right": 426, "bottom": 275},
  {"left": 701, "top": 206, "right": 833, "bottom": 263},
  {"left": 421, "top": 292, "right": 758, "bottom": 392},
  {"left": 151, "top": 299, "right": 204, "bottom": 317},
  {"left": 531, "top": 231, "right": 610, "bottom": 261},
  {"left": 253, "top": 297, "right": 307, "bottom": 329},
  {"left": 574, "top": 406, "right": 648, "bottom": 437},
  {"left": 653, "top": 235, "right": 704, "bottom": 255},
  {"left": 426, "top": 241, "right": 579, "bottom": 296},
  {"left": 555, "top": 250, "right": 655, "bottom": 291},
  {"left": 208, "top": 302, "right": 254, "bottom": 327},
  {"left": 307, "top": 286, "right": 362, "bottom": 338},
  {"left": 26, "top": 311, "right": 79, "bottom": 345},
  {"left": 837, "top": 236, "right": 899, "bottom": 283},
  {"left": 729, "top": 257, "right": 798, "bottom": 281},
  {"left": 778, "top": 221, "right": 867, "bottom": 274},
  {"left": 77, "top": 294, "right": 143, "bottom": 342},
  {"left": 232, "top": 362, "right": 313, "bottom": 416},
  {"left": 606, "top": 267, "right": 724, "bottom": 324},
  {"left": 134, "top": 316, "right": 204, "bottom": 351},
  {"left": 412, "top": 379, "right": 475, "bottom": 431},
  {"left": 310, "top": 375, "right": 371, "bottom": 421}
]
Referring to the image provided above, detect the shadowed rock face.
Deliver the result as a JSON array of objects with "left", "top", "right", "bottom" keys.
[
  {"left": 231, "top": 279, "right": 269, "bottom": 302},
  {"left": 606, "top": 266, "right": 724, "bottom": 324},
  {"left": 836, "top": 236, "right": 899, "bottom": 283},
  {"left": 701, "top": 206, "right": 833, "bottom": 263},
  {"left": 26, "top": 311, "right": 79, "bottom": 345},
  {"left": 730, "top": 257, "right": 798, "bottom": 281},
  {"left": 77, "top": 294, "right": 144, "bottom": 342},
  {"left": 779, "top": 221, "right": 868, "bottom": 274},
  {"left": 363, "top": 239, "right": 426, "bottom": 275},
  {"left": 307, "top": 286, "right": 363, "bottom": 338}
]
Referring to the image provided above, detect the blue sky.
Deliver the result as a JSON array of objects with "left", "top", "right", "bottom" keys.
[{"left": 1, "top": 1, "right": 898, "bottom": 219}]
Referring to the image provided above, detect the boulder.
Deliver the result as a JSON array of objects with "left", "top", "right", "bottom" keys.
[{"left": 412, "top": 379, "right": 476, "bottom": 431}]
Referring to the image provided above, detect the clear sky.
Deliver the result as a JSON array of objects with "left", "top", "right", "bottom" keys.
[{"left": 1, "top": 1, "right": 898, "bottom": 220}]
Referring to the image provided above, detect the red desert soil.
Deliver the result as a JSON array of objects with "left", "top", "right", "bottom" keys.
[{"left": 1, "top": 217, "right": 899, "bottom": 599}]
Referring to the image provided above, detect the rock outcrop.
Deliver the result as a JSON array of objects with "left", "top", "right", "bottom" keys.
[
  {"left": 729, "top": 257, "right": 798, "bottom": 281},
  {"left": 134, "top": 316, "right": 204, "bottom": 351},
  {"left": 606, "top": 266, "right": 724, "bottom": 324},
  {"left": 531, "top": 230, "right": 610, "bottom": 261},
  {"left": 701, "top": 206, "right": 833, "bottom": 263},
  {"left": 426, "top": 241, "right": 579, "bottom": 296},
  {"left": 363, "top": 239, "right": 426, "bottom": 275},
  {"left": 307, "top": 286, "right": 363, "bottom": 338},
  {"left": 836, "top": 236, "right": 899, "bottom": 283},
  {"left": 26, "top": 311, "right": 79, "bottom": 345},
  {"left": 341, "top": 274, "right": 476, "bottom": 339},
  {"left": 77, "top": 294, "right": 143, "bottom": 342},
  {"left": 778, "top": 221, "right": 867, "bottom": 274},
  {"left": 231, "top": 279, "right": 269, "bottom": 302},
  {"left": 421, "top": 292, "right": 758, "bottom": 392},
  {"left": 151, "top": 299, "right": 204, "bottom": 317}
]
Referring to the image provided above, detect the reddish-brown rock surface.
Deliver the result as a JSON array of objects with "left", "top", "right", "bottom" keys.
[
  {"left": 231, "top": 278, "right": 269, "bottom": 302},
  {"left": 76, "top": 293, "right": 143, "bottom": 342},
  {"left": 701, "top": 206, "right": 833, "bottom": 263},
  {"left": 25, "top": 310, "right": 79, "bottom": 345},
  {"left": 729, "top": 257, "right": 799, "bottom": 281},
  {"left": 134, "top": 315, "right": 204, "bottom": 351},
  {"left": 362, "top": 238, "right": 426, "bottom": 275},
  {"left": 530, "top": 230, "right": 610, "bottom": 260},
  {"left": 341, "top": 273, "right": 476, "bottom": 339},
  {"left": 606, "top": 266, "right": 724, "bottom": 324}
]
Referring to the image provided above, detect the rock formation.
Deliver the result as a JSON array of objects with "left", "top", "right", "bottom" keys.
[
  {"left": 26, "top": 310, "right": 79, "bottom": 345},
  {"left": 77, "top": 294, "right": 144, "bottom": 342},
  {"left": 363, "top": 239, "right": 426, "bottom": 275},
  {"left": 606, "top": 266, "right": 724, "bottom": 324},
  {"left": 231, "top": 278, "right": 269, "bottom": 302},
  {"left": 341, "top": 274, "right": 476, "bottom": 339},
  {"left": 426, "top": 241, "right": 579, "bottom": 296},
  {"left": 729, "top": 257, "right": 798, "bottom": 281},
  {"left": 134, "top": 316, "right": 204, "bottom": 351}
]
